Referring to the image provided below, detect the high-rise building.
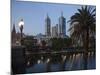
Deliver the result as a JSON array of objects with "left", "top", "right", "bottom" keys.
[
  {"left": 52, "top": 24, "right": 58, "bottom": 38},
  {"left": 59, "top": 12, "right": 66, "bottom": 38},
  {"left": 45, "top": 14, "right": 51, "bottom": 37}
]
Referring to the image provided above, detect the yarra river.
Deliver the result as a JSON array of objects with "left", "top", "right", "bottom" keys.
[{"left": 25, "top": 51, "right": 95, "bottom": 73}]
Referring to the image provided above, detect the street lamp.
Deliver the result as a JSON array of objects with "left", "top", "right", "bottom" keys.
[{"left": 18, "top": 19, "right": 24, "bottom": 45}]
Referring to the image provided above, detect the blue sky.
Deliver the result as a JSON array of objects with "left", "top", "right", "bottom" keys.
[{"left": 11, "top": 0, "right": 85, "bottom": 36}]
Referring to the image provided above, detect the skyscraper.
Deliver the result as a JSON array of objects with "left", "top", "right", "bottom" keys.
[
  {"left": 59, "top": 12, "right": 66, "bottom": 38},
  {"left": 45, "top": 14, "right": 51, "bottom": 37},
  {"left": 52, "top": 24, "right": 58, "bottom": 38}
]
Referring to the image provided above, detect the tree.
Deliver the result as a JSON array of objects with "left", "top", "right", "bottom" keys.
[
  {"left": 68, "top": 6, "right": 96, "bottom": 69},
  {"left": 50, "top": 38, "right": 62, "bottom": 51},
  {"left": 50, "top": 37, "right": 72, "bottom": 51},
  {"left": 22, "top": 36, "right": 35, "bottom": 51},
  {"left": 41, "top": 40, "right": 46, "bottom": 48}
]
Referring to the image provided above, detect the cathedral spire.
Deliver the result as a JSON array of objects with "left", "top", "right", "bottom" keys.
[{"left": 12, "top": 23, "right": 16, "bottom": 33}]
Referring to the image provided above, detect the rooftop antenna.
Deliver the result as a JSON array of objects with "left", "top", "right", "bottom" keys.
[
  {"left": 47, "top": 13, "right": 49, "bottom": 18},
  {"left": 61, "top": 11, "right": 63, "bottom": 17}
]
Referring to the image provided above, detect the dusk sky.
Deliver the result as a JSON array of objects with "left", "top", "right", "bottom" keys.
[{"left": 11, "top": 0, "right": 86, "bottom": 36}]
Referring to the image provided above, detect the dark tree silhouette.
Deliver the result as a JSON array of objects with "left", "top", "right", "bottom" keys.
[{"left": 68, "top": 6, "right": 96, "bottom": 69}]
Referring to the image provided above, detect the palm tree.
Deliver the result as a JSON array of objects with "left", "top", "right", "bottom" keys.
[{"left": 68, "top": 6, "right": 96, "bottom": 69}]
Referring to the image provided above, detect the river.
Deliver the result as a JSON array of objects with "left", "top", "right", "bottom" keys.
[{"left": 26, "top": 52, "right": 96, "bottom": 73}]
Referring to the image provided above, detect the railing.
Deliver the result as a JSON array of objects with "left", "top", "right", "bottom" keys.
[{"left": 25, "top": 49, "right": 95, "bottom": 55}]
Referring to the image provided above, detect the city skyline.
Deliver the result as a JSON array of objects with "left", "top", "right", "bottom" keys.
[
  {"left": 11, "top": 1, "right": 96, "bottom": 74},
  {"left": 11, "top": 0, "right": 92, "bottom": 36}
]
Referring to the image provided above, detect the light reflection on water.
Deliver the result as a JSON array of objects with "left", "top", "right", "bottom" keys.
[
  {"left": 37, "top": 60, "right": 41, "bottom": 64},
  {"left": 26, "top": 53, "right": 96, "bottom": 73}
]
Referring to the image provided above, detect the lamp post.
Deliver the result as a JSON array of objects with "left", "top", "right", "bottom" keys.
[{"left": 18, "top": 19, "right": 24, "bottom": 45}]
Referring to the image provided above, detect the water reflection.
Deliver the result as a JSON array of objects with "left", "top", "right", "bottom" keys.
[
  {"left": 46, "top": 58, "right": 50, "bottom": 63},
  {"left": 37, "top": 60, "right": 41, "bottom": 64},
  {"left": 26, "top": 52, "right": 96, "bottom": 73}
]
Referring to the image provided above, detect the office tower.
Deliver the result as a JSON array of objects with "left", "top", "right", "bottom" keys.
[
  {"left": 59, "top": 12, "right": 66, "bottom": 38},
  {"left": 52, "top": 24, "right": 58, "bottom": 38},
  {"left": 45, "top": 14, "right": 51, "bottom": 37}
]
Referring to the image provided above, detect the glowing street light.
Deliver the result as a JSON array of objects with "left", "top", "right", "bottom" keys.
[{"left": 18, "top": 19, "right": 24, "bottom": 45}]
